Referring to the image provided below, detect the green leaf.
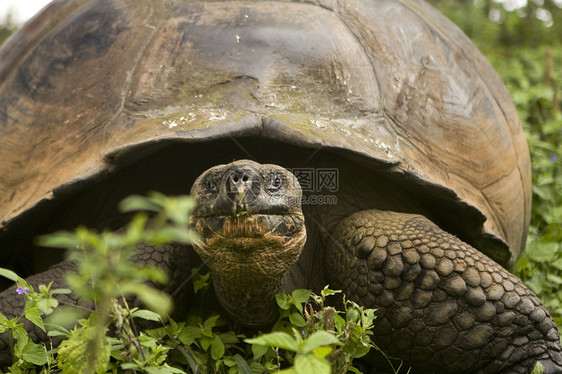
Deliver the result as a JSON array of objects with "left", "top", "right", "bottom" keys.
[
  {"left": 232, "top": 354, "right": 254, "bottom": 374},
  {"left": 289, "top": 312, "right": 306, "bottom": 327},
  {"left": 245, "top": 332, "right": 299, "bottom": 352},
  {"left": 526, "top": 274, "right": 544, "bottom": 295},
  {"left": 0, "top": 268, "right": 21, "bottom": 282},
  {"left": 21, "top": 341, "right": 48, "bottom": 366},
  {"left": 249, "top": 362, "right": 268, "bottom": 374},
  {"left": 347, "top": 366, "right": 363, "bottom": 374},
  {"left": 132, "top": 309, "right": 162, "bottom": 322},
  {"left": 320, "top": 286, "right": 341, "bottom": 298},
  {"left": 294, "top": 353, "right": 331, "bottom": 374},
  {"left": 210, "top": 335, "right": 225, "bottom": 360},
  {"left": 46, "top": 306, "right": 84, "bottom": 329},
  {"left": 147, "top": 226, "right": 194, "bottom": 245},
  {"left": 333, "top": 313, "right": 346, "bottom": 328},
  {"left": 160, "top": 194, "right": 195, "bottom": 225},
  {"left": 278, "top": 368, "right": 298, "bottom": 374},
  {"left": 145, "top": 365, "right": 188, "bottom": 374},
  {"left": 200, "top": 336, "right": 212, "bottom": 351},
  {"left": 346, "top": 309, "right": 359, "bottom": 323},
  {"left": 13, "top": 325, "right": 30, "bottom": 354},
  {"left": 527, "top": 241, "right": 557, "bottom": 262},
  {"left": 119, "top": 195, "right": 161, "bottom": 213},
  {"left": 24, "top": 308, "right": 45, "bottom": 332},
  {"left": 192, "top": 269, "right": 211, "bottom": 294},
  {"left": 119, "top": 282, "right": 172, "bottom": 316},
  {"left": 47, "top": 330, "right": 70, "bottom": 338},
  {"left": 547, "top": 273, "right": 562, "bottom": 285},
  {"left": 12, "top": 324, "right": 29, "bottom": 347},
  {"left": 36, "top": 297, "right": 59, "bottom": 315},
  {"left": 291, "top": 289, "right": 311, "bottom": 304},
  {"left": 135, "top": 267, "right": 169, "bottom": 285},
  {"left": 218, "top": 332, "right": 239, "bottom": 345},
  {"left": 312, "top": 346, "right": 332, "bottom": 358},
  {"left": 551, "top": 258, "right": 562, "bottom": 271},
  {"left": 299, "top": 331, "right": 339, "bottom": 354},
  {"left": 176, "top": 326, "right": 202, "bottom": 346},
  {"left": 8, "top": 364, "right": 22, "bottom": 374},
  {"left": 0, "top": 313, "right": 9, "bottom": 333},
  {"left": 121, "top": 363, "right": 141, "bottom": 370},
  {"left": 203, "top": 315, "right": 221, "bottom": 330},
  {"left": 223, "top": 356, "right": 237, "bottom": 367},
  {"left": 291, "top": 289, "right": 311, "bottom": 314},
  {"left": 354, "top": 343, "right": 371, "bottom": 358},
  {"left": 37, "top": 231, "right": 80, "bottom": 249},
  {"left": 251, "top": 342, "right": 269, "bottom": 359},
  {"left": 276, "top": 293, "right": 291, "bottom": 310}
]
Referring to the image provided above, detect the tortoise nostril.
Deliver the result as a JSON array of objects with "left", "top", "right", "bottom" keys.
[
  {"left": 224, "top": 167, "right": 262, "bottom": 205},
  {"left": 227, "top": 168, "right": 256, "bottom": 188}
]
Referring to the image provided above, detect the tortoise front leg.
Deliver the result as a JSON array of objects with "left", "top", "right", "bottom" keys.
[{"left": 325, "top": 209, "right": 562, "bottom": 373}]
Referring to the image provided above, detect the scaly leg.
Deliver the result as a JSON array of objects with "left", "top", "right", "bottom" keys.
[{"left": 326, "top": 209, "right": 562, "bottom": 373}]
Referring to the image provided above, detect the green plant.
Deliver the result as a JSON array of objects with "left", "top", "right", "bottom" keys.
[
  {"left": 143, "top": 286, "right": 384, "bottom": 374},
  {"left": 0, "top": 271, "right": 66, "bottom": 373},
  {"left": 38, "top": 193, "right": 197, "bottom": 373},
  {"left": 247, "top": 286, "right": 388, "bottom": 374},
  {"left": 0, "top": 193, "right": 196, "bottom": 373}
]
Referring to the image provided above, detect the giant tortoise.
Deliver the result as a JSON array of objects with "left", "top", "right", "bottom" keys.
[{"left": 0, "top": 0, "right": 560, "bottom": 372}]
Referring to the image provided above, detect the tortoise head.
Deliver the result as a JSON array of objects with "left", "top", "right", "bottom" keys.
[{"left": 189, "top": 160, "right": 306, "bottom": 288}]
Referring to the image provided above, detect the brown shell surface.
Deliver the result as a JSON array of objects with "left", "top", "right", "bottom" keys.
[{"left": 0, "top": 0, "right": 530, "bottom": 265}]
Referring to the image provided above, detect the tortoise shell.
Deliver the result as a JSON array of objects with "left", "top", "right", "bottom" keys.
[{"left": 0, "top": 0, "right": 530, "bottom": 270}]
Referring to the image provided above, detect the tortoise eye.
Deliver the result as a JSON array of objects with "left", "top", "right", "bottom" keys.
[
  {"left": 205, "top": 178, "right": 218, "bottom": 193},
  {"left": 267, "top": 173, "right": 283, "bottom": 192}
]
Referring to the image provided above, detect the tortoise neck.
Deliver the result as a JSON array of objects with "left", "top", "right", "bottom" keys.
[{"left": 213, "top": 275, "right": 284, "bottom": 327}]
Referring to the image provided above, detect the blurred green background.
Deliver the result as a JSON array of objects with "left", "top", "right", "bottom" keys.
[{"left": 0, "top": 0, "right": 561, "bottom": 330}]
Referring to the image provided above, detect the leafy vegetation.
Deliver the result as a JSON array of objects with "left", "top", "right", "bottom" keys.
[
  {"left": 0, "top": 194, "right": 382, "bottom": 373},
  {"left": 428, "top": 0, "right": 562, "bottom": 49}
]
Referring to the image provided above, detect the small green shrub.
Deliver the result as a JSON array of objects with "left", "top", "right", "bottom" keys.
[{"left": 0, "top": 271, "right": 66, "bottom": 372}]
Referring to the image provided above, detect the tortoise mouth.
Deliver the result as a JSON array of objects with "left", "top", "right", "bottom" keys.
[
  {"left": 190, "top": 212, "right": 305, "bottom": 241},
  {"left": 190, "top": 211, "right": 307, "bottom": 282},
  {"left": 189, "top": 159, "right": 306, "bottom": 245}
]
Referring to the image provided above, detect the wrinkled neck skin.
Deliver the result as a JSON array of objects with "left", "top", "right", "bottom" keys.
[
  {"left": 194, "top": 226, "right": 307, "bottom": 327},
  {"left": 212, "top": 273, "right": 285, "bottom": 327}
]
